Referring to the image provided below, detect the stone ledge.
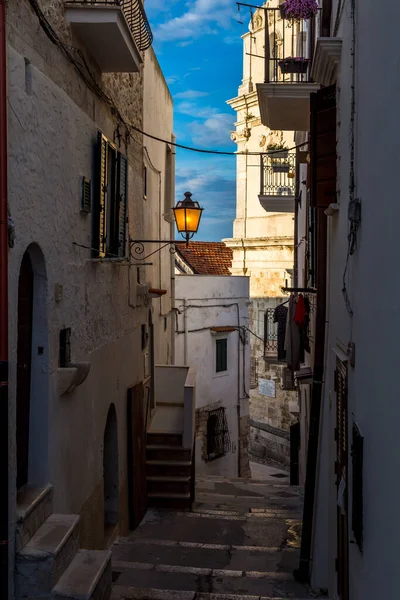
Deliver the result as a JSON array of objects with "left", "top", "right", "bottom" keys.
[
  {"left": 58, "top": 362, "right": 91, "bottom": 396},
  {"left": 249, "top": 419, "right": 290, "bottom": 441}
]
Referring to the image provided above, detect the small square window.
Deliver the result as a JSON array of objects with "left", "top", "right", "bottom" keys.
[{"left": 216, "top": 338, "right": 227, "bottom": 373}]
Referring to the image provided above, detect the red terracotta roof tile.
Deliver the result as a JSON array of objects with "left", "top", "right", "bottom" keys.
[
  {"left": 210, "top": 326, "right": 237, "bottom": 333},
  {"left": 175, "top": 242, "right": 232, "bottom": 276}
]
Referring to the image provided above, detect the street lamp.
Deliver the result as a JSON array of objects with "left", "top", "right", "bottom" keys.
[
  {"left": 173, "top": 191, "right": 203, "bottom": 246},
  {"left": 129, "top": 191, "right": 204, "bottom": 260}
]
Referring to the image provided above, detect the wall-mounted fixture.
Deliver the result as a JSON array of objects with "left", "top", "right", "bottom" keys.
[{"left": 130, "top": 191, "right": 204, "bottom": 260}]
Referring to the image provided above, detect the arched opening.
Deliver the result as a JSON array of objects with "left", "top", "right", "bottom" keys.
[
  {"left": 103, "top": 404, "right": 119, "bottom": 534},
  {"left": 16, "top": 244, "right": 48, "bottom": 489}
]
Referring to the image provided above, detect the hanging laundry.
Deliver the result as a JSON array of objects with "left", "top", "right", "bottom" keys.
[
  {"left": 284, "top": 295, "right": 301, "bottom": 372},
  {"left": 273, "top": 303, "right": 288, "bottom": 361},
  {"left": 303, "top": 296, "right": 311, "bottom": 354},
  {"left": 293, "top": 294, "right": 306, "bottom": 327}
]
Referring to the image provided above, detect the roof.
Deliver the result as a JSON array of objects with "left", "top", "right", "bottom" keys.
[
  {"left": 175, "top": 242, "right": 232, "bottom": 276},
  {"left": 210, "top": 326, "right": 237, "bottom": 333}
]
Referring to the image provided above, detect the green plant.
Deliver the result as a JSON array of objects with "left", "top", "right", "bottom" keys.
[{"left": 267, "top": 141, "right": 288, "bottom": 152}]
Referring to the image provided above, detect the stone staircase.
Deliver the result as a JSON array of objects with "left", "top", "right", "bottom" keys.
[
  {"left": 15, "top": 484, "right": 112, "bottom": 600},
  {"left": 110, "top": 468, "right": 321, "bottom": 600},
  {"left": 146, "top": 432, "right": 193, "bottom": 510}
]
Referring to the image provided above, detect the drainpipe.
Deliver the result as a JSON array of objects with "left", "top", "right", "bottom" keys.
[
  {"left": 170, "top": 135, "right": 176, "bottom": 365},
  {"left": 235, "top": 304, "right": 241, "bottom": 478},
  {"left": 0, "top": 0, "right": 8, "bottom": 596},
  {"left": 183, "top": 298, "right": 188, "bottom": 365}
]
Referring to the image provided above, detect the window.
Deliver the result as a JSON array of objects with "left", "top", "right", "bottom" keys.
[
  {"left": 143, "top": 165, "right": 148, "bottom": 199},
  {"left": 216, "top": 338, "right": 227, "bottom": 372},
  {"left": 206, "top": 407, "right": 231, "bottom": 461},
  {"left": 59, "top": 328, "right": 71, "bottom": 368},
  {"left": 164, "top": 145, "right": 172, "bottom": 213},
  {"left": 93, "top": 131, "right": 128, "bottom": 259},
  {"left": 263, "top": 308, "right": 278, "bottom": 359}
]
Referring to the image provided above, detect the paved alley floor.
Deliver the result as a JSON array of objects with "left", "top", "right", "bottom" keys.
[{"left": 111, "top": 464, "right": 320, "bottom": 600}]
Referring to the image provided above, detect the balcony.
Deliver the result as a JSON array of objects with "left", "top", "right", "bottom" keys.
[
  {"left": 65, "top": 0, "right": 153, "bottom": 73},
  {"left": 256, "top": 7, "right": 320, "bottom": 131},
  {"left": 259, "top": 152, "right": 296, "bottom": 213}
]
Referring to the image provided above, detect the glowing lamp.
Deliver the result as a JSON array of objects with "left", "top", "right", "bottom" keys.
[{"left": 173, "top": 192, "right": 203, "bottom": 246}]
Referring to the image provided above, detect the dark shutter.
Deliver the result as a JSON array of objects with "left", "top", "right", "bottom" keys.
[
  {"left": 216, "top": 338, "right": 227, "bottom": 372},
  {"left": 117, "top": 153, "right": 128, "bottom": 258},
  {"left": 351, "top": 422, "right": 363, "bottom": 552},
  {"left": 310, "top": 85, "right": 337, "bottom": 208},
  {"left": 93, "top": 131, "right": 108, "bottom": 258},
  {"left": 81, "top": 177, "right": 91, "bottom": 213},
  {"left": 206, "top": 407, "right": 231, "bottom": 461}
]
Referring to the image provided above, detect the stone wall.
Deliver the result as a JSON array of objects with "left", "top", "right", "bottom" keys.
[{"left": 249, "top": 419, "right": 290, "bottom": 468}]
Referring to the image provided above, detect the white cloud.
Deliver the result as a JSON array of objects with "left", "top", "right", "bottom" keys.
[
  {"left": 154, "top": 0, "right": 236, "bottom": 42},
  {"left": 166, "top": 75, "right": 179, "bottom": 85},
  {"left": 174, "top": 90, "right": 209, "bottom": 99}
]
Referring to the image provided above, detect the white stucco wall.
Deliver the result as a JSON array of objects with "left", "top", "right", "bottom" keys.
[
  {"left": 6, "top": 0, "right": 174, "bottom": 588},
  {"left": 296, "top": 2, "right": 400, "bottom": 598},
  {"left": 175, "top": 275, "right": 250, "bottom": 477}
]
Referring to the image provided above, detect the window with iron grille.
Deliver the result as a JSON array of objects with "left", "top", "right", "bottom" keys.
[
  {"left": 351, "top": 422, "right": 363, "bottom": 552},
  {"left": 93, "top": 131, "right": 128, "bottom": 259},
  {"left": 206, "top": 407, "right": 231, "bottom": 461},
  {"left": 263, "top": 308, "right": 278, "bottom": 359},
  {"left": 216, "top": 338, "right": 228, "bottom": 372}
]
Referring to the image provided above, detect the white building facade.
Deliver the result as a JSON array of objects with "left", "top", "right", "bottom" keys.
[
  {"left": 5, "top": 1, "right": 176, "bottom": 596},
  {"left": 175, "top": 275, "right": 250, "bottom": 478},
  {"left": 223, "top": 2, "right": 298, "bottom": 459},
  {"left": 257, "top": 0, "right": 400, "bottom": 598}
]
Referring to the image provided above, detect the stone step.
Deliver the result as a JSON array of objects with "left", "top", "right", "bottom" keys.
[
  {"left": 112, "top": 538, "right": 298, "bottom": 573},
  {"left": 52, "top": 549, "right": 112, "bottom": 600},
  {"left": 110, "top": 561, "right": 314, "bottom": 598},
  {"left": 146, "top": 445, "right": 191, "bottom": 462},
  {"left": 147, "top": 492, "right": 192, "bottom": 510},
  {"left": 112, "top": 587, "right": 317, "bottom": 600},
  {"left": 147, "top": 432, "right": 183, "bottom": 447},
  {"left": 146, "top": 460, "right": 192, "bottom": 478},
  {"left": 147, "top": 476, "right": 191, "bottom": 495},
  {"left": 16, "top": 514, "right": 80, "bottom": 599},
  {"left": 16, "top": 484, "right": 53, "bottom": 551}
]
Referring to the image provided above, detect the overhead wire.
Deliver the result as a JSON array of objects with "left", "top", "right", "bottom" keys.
[{"left": 27, "top": 0, "right": 308, "bottom": 158}]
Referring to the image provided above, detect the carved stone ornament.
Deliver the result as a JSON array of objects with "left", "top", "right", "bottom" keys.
[{"left": 259, "top": 134, "right": 267, "bottom": 147}]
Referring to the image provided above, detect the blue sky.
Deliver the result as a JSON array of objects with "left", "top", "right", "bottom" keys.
[{"left": 145, "top": 0, "right": 248, "bottom": 241}]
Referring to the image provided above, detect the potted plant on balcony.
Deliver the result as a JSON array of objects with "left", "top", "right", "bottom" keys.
[
  {"left": 278, "top": 56, "right": 310, "bottom": 74},
  {"left": 267, "top": 142, "right": 289, "bottom": 159},
  {"left": 279, "top": 0, "right": 319, "bottom": 22},
  {"left": 272, "top": 160, "right": 291, "bottom": 173}
]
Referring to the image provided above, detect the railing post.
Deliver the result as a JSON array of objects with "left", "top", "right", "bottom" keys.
[
  {"left": 260, "top": 153, "right": 264, "bottom": 196},
  {"left": 264, "top": 7, "right": 270, "bottom": 83}
]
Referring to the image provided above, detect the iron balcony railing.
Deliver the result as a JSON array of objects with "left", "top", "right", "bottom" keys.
[
  {"left": 260, "top": 152, "right": 296, "bottom": 197},
  {"left": 66, "top": 0, "right": 153, "bottom": 51},
  {"left": 264, "top": 7, "right": 319, "bottom": 84}
]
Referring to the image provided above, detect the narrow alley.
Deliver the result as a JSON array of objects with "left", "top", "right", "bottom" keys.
[{"left": 111, "top": 464, "right": 320, "bottom": 600}]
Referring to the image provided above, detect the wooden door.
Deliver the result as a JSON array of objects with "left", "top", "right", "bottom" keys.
[
  {"left": 127, "top": 383, "right": 147, "bottom": 529},
  {"left": 16, "top": 252, "right": 34, "bottom": 489},
  {"left": 335, "top": 358, "right": 349, "bottom": 600}
]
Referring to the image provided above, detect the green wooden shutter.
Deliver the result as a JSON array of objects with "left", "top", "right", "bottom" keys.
[
  {"left": 116, "top": 152, "right": 128, "bottom": 258},
  {"left": 216, "top": 339, "right": 227, "bottom": 372},
  {"left": 93, "top": 131, "right": 108, "bottom": 258}
]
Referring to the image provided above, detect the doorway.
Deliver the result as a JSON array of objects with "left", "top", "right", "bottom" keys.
[
  {"left": 16, "top": 244, "right": 49, "bottom": 491},
  {"left": 127, "top": 382, "right": 147, "bottom": 529},
  {"left": 16, "top": 252, "right": 34, "bottom": 489},
  {"left": 103, "top": 404, "right": 119, "bottom": 536}
]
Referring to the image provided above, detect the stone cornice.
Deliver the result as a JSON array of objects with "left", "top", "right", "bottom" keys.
[
  {"left": 223, "top": 236, "right": 294, "bottom": 250},
  {"left": 311, "top": 38, "right": 342, "bottom": 86},
  {"left": 226, "top": 90, "right": 259, "bottom": 113}
]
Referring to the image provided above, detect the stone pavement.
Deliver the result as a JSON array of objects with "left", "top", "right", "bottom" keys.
[{"left": 111, "top": 464, "right": 320, "bottom": 600}]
